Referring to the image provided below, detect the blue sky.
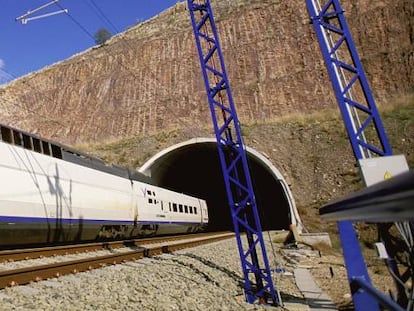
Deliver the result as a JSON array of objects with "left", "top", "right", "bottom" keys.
[{"left": 0, "top": 0, "right": 181, "bottom": 83}]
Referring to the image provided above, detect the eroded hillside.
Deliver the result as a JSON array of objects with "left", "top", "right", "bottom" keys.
[
  {"left": 0, "top": 0, "right": 412, "bottom": 144},
  {"left": 78, "top": 96, "right": 414, "bottom": 211}
]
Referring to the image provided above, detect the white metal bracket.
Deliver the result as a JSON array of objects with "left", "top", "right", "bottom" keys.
[{"left": 16, "top": 0, "right": 68, "bottom": 25}]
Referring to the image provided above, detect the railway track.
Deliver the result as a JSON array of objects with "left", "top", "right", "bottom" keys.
[{"left": 0, "top": 231, "right": 234, "bottom": 289}]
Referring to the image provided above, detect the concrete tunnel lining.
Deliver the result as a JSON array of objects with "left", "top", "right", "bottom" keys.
[{"left": 139, "top": 138, "right": 302, "bottom": 232}]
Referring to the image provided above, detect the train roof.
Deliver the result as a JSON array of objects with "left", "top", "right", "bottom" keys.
[{"left": 0, "top": 123, "right": 153, "bottom": 184}]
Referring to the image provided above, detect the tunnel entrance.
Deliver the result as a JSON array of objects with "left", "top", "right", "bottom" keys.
[{"left": 139, "top": 138, "right": 301, "bottom": 232}]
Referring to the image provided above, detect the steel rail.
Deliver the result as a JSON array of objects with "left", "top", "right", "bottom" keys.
[
  {"left": 0, "top": 232, "right": 226, "bottom": 263},
  {"left": 0, "top": 232, "right": 234, "bottom": 289}
]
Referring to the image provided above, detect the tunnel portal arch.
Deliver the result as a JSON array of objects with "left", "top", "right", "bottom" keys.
[{"left": 139, "top": 138, "right": 302, "bottom": 232}]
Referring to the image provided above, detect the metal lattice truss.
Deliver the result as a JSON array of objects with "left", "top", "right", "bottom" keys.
[
  {"left": 306, "top": 0, "right": 392, "bottom": 160},
  {"left": 307, "top": 1, "right": 413, "bottom": 310},
  {"left": 187, "top": 0, "right": 280, "bottom": 305}
]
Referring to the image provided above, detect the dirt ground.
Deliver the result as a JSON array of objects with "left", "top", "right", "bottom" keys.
[{"left": 288, "top": 239, "right": 398, "bottom": 310}]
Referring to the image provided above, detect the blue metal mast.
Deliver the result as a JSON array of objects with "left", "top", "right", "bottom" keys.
[
  {"left": 187, "top": 0, "right": 280, "bottom": 305},
  {"left": 306, "top": 0, "right": 392, "bottom": 160},
  {"left": 305, "top": 0, "right": 394, "bottom": 310}
]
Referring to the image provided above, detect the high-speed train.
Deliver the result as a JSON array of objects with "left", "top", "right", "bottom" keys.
[{"left": 0, "top": 124, "right": 209, "bottom": 248}]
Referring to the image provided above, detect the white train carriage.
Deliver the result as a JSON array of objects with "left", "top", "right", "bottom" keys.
[
  {"left": 0, "top": 125, "right": 208, "bottom": 247},
  {"left": 133, "top": 183, "right": 209, "bottom": 236}
]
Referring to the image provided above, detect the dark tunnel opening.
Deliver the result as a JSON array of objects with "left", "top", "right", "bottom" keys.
[{"left": 147, "top": 142, "right": 292, "bottom": 232}]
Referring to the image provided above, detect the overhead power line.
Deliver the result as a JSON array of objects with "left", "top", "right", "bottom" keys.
[
  {"left": 85, "top": 0, "right": 121, "bottom": 34},
  {"left": 53, "top": 1, "right": 142, "bottom": 80},
  {"left": 0, "top": 67, "right": 68, "bottom": 127},
  {"left": 4, "top": 1, "right": 164, "bottom": 136}
]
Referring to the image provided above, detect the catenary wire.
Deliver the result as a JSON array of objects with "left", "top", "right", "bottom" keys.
[
  {"left": 0, "top": 68, "right": 69, "bottom": 127},
  {"left": 0, "top": 88, "right": 65, "bottom": 127},
  {"left": 0, "top": 1, "right": 143, "bottom": 131},
  {"left": 54, "top": 1, "right": 141, "bottom": 80},
  {"left": 81, "top": 0, "right": 147, "bottom": 63},
  {"left": 85, "top": 0, "right": 121, "bottom": 34}
]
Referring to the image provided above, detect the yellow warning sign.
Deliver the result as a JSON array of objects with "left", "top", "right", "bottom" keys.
[{"left": 384, "top": 171, "right": 392, "bottom": 180}]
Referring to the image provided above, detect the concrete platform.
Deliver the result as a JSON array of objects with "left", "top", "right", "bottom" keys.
[
  {"left": 283, "top": 302, "right": 311, "bottom": 310},
  {"left": 294, "top": 268, "right": 337, "bottom": 311}
]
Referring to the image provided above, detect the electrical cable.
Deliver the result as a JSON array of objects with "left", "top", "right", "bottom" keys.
[
  {"left": 195, "top": 2, "right": 283, "bottom": 305},
  {"left": 0, "top": 1, "right": 139, "bottom": 133},
  {"left": 54, "top": 2, "right": 96, "bottom": 41},
  {"left": 0, "top": 92, "right": 65, "bottom": 127},
  {"left": 1, "top": 0, "right": 162, "bottom": 146},
  {"left": 0, "top": 68, "right": 14, "bottom": 84},
  {"left": 0, "top": 68, "right": 69, "bottom": 127},
  {"left": 6, "top": 1, "right": 169, "bottom": 130},
  {"left": 54, "top": 1, "right": 143, "bottom": 81},
  {"left": 392, "top": 221, "right": 414, "bottom": 310},
  {"left": 312, "top": 1, "right": 414, "bottom": 308},
  {"left": 81, "top": 0, "right": 149, "bottom": 73},
  {"left": 85, "top": 0, "right": 121, "bottom": 34},
  {"left": 3, "top": 1, "right": 186, "bottom": 144}
]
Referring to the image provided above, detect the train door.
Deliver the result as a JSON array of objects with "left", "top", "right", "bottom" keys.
[
  {"left": 132, "top": 194, "right": 138, "bottom": 227},
  {"left": 160, "top": 200, "right": 169, "bottom": 220},
  {"left": 130, "top": 181, "right": 141, "bottom": 233},
  {"left": 199, "top": 200, "right": 209, "bottom": 225}
]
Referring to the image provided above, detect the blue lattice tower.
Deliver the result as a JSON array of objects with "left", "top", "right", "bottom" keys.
[
  {"left": 306, "top": 0, "right": 392, "bottom": 160},
  {"left": 187, "top": 0, "right": 280, "bottom": 305},
  {"left": 305, "top": 0, "right": 399, "bottom": 310}
]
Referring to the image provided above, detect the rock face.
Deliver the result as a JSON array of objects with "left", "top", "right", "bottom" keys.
[{"left": 0, "top": 0, "right": 412, "bottom": 144}]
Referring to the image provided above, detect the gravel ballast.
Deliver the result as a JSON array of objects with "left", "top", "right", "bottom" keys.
[{"left": 0, "top": 236, "right": 307, "bottom": 310}]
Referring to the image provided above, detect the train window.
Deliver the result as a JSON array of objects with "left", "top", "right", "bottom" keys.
[
  {"left": 152, "top": 191, "right": 156, "bottom": 196},
  {"left": 179, "top": 204, "right": 183, "bottom": 213},
  {"left": 173, "top": 203, "right": 177, "bottom": 212},
  {"left": 184, "top": 205, "right": 188, "bottom": 213},
  {"left": 148, "top": 198, "right": 153, "bottom": 204},
  {"left": 194, "top": 207, "right": 198, "bottom": 214},
  {"left": 13, "top": 131, "right": 23, "bottom": 146},
  {"left": 51, "top": 144, "right": 62, "bottom": 159},
  {"left": 169, "top": 203, "right": 172, "bottom": 211},
  {"left": 42, "top": 141, "right": 51, "bottom": 156},
  {"left": 22, "top": 134, "right": 32, "bottom": 150},
  {"left": 147, "top": 190, "right": 152, "bottom": 196},
  {"left": 32, "top": 138, "right": 42, "bottom": 153},
  {"left": 189, "top": 206, "right": 193, "bottom": 214},
  {"left": 1, "top": 127, "right": 13, "bottom": 144}
]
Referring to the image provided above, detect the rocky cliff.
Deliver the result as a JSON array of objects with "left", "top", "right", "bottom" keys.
[{"left": 0, "top": 0, "right": 412, "bottom": 144}]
